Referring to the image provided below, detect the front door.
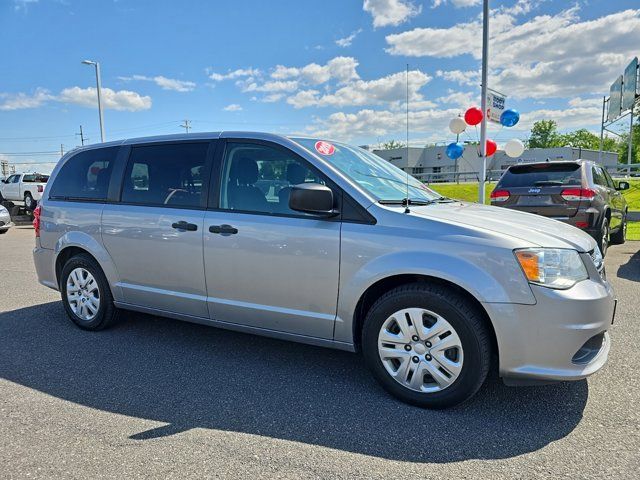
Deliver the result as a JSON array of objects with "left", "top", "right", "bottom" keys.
[
  {"left": 102, "top": 141, "right": 214, "bottom": 318},
  {"left": 203, "top": 140, "right": 340, "bottom": 339}
]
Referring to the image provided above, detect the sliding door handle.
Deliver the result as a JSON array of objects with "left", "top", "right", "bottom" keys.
[
  {"left": 209, "top": 224, "right": 238, "bottom": 235},
  {"left": 171, "top": 221, "right": 198, "bottom": 231}
]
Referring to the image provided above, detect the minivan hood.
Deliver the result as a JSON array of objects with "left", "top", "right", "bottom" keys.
[{"left": 409, "top": 201, "right": 596, "bottom": 252}]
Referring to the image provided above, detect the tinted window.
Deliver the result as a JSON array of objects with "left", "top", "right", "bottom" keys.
[
  {"left": 602, "top": 168, "right": 615, "bottom": 188},
  {"left": 592, "top": 166, "right": 607, "bottom": 186},
  {"left": 49, "top": 147, "right": 118, "bottom": 200},
  {"left": 11, "top": 175, "right": 20, "bottom": 183},
  {"left": 499, "top": 163, "right": 582, "bottom": 188},
  {"left": 121, "top": 142, "right": 209, "bottom": 208},
  {"left": 22, "top": 174, "right": 49, "bottom": 183},
  {"left": 220, "top": 142, "right": 326, "bottom": 215}
]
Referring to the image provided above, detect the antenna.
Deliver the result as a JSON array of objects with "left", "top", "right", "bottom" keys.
[{"left": 405, "top": 63, "right": 410, "bottom": 213}]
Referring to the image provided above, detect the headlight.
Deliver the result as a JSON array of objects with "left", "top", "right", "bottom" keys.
[{"left": 514, "top": 248, "right": 588, "bottom": 289}]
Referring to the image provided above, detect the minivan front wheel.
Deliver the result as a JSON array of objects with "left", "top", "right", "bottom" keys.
[
  {"left": 362, "top": 283, "right": 491, "bottom": 409},
  {"left": 60, "top": 254, "right": 119, "bottom": 330}
]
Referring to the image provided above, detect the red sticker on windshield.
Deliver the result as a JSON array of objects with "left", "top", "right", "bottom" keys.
[{"left": 315, "top": 141, "right": 335, "bottom": 156}]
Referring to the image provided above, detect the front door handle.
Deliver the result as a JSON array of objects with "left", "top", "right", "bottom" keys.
[
  {"left": 171, "top": 221, "right": 198, "bottom": 231},
  {"left": 209, "top": 224, "right": 238, "bottom": 235}
]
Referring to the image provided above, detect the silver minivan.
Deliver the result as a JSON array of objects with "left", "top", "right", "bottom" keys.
[{"left": 33, "top": 132, "right": 616, "bottom": 408}]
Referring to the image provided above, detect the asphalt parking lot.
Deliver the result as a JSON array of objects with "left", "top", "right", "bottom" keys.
[{"left": 1, "top": 226, "right": 639, "bottom": 479}]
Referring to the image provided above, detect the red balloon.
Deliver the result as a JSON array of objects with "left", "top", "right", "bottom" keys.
[
  {"left": 464, "top": 107, "right": 483, "bottom": 126},
  {"left": 485, "top": 139, "right": 497, "bottom": 156}
]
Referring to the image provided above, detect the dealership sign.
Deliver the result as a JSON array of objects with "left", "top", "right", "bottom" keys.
[
  {"left": 622, "top": 57, "right": 638, "bottom": 111},
  {"left": 485, "top": 89, "right": 506, "bottom": 124},
  {"left": 607, "top": 75, "right": 623, "bottom": 122}
]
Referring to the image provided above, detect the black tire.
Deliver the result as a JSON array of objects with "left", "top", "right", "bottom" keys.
[
  {"left": 23, "top": 192, "right": 35, "bottom": 211},
  {"left": 610, "top": 213, "right": 627, "bottom": 245},
  {"left": 362, "top": 283, "right": 491, "bottom": 409},
  {"left": 0, "top": 229, "right": 8, "bottom": 234},
  {"left": 597, "top": 217, "right": 609, "bottom": 257},
  {"left": 60, "top": 253, "right": 119, "bottom": 330}
]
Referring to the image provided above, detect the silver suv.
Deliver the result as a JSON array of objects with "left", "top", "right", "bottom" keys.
[{"left": 33, "top": 132, "right": 616, "bottom": 408}]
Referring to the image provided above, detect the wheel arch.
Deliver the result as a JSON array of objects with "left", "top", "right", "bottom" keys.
[
  {"left": 351, "top": 274, "right": 499, "bottom": 366},
  {"left": 53, "top": 232, "right": 122, "bottom": 301}
]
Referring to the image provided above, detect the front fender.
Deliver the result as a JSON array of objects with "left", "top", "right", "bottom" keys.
[
  {"left": 334, "top": 249, "right": 536, "bottom": 344},
  {"left": 54, "top": 231, "right": 123, "bottom": 301}
]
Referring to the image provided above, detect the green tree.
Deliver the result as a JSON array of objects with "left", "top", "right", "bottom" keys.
[
  {"left": 558, "top": 129, "right": 601, "bottom": 149},
  {"left": 617, "top": 121, "right": 640, "bottom": 164},
  {"left": 380, "top": 140, "right": 405, "bottom": 150},
  {"left": 527, "top": 120, "right": 561, "bottom": 148}
]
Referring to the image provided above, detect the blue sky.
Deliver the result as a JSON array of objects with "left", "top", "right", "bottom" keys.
[{"left": 1, "top": 0, "right": 639, "bottom": 171}]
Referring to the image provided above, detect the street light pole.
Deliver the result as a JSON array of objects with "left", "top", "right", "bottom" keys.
[
  {"left": 82, "top": 60, "right": 105, "bottom": 142},
  {"left": 478, "top": 0, "right": 489, "bottom": 204}
]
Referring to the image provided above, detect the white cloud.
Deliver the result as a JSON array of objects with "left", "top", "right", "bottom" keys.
[
  {"left": 436, "top": 69, "right": 480, "bottom": 87},
  {"left": 287, "top": 70, "right": 432, "bottom": 109},
  {"left": 261, "top": 93, "right": 285, "bottom": 103},
  {"left": 270, "top": 57, "right": 360, "bottom": 85},
  {"left": 208, "top": 68, "right": 261, "bottom": 81},
  {"left": 58, "top": 86, "right": 152, "bottom": 111},
  {"left": 432, "top": 0, "right": 480, "bottom": 8},
  {"left": 568, "top": 97, "right": 604, "bottom": 109},
  {"left": 0, "top": 88, "right": 54, "bottom": 111},
  {"left": 223, "top": 104, "right": 243, "bottom": 112},
  {"left": 13, "top": 0, "right": 38, "bottom": 11},
  {"left": 120, "top": 74, "right": 196, "bottom": 92},
  {"left": 238, "top": 80, "right": 299, "bottom": 93},
  {"left": 436, "top": 90, "right": 479, "bottom": 109},
  {"left": 388, "top": 7, "right": 640, "bottom": 100},
  {"left": 336, "top": 29, "right": 362, "bottom": 48},
  {"left": 363, "top": 0, "right": 421, "bottom": 28}
]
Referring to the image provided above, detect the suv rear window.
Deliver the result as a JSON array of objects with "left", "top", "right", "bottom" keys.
[
  {"left": 49, "top": 147, "right": 118, "bottom": 201},
  {"left": 499, "top": 163, "right": 582, "bottom": 188},
  {"left": 22, "top": 174, "right": 49, "bottom": 183}
]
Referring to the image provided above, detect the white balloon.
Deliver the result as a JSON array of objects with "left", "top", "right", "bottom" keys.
[
  {"left": 449, "top": 117, "right": 466, "bottom": 135},
  {"left": 504, "top": 138, "right": 525, "bottom": 158}
]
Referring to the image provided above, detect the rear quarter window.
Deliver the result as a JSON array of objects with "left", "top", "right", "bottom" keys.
[
  {"left": 49, "top": 147, "right": 119, "bottom": 201},
  {"left": 499, "top": 163, "right": 582, "bottom": 188}
]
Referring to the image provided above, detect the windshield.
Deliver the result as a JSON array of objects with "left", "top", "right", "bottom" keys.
[{"left": 291, "top": 138, "right": 440, "bottom": 202}]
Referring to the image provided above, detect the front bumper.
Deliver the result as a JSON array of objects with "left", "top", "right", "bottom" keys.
[
  {"left": 0, "top": 221, "right": 13, "bottom": 231},
  {"left": 484, "top": 276, "right": 615, "bottom": 384}
]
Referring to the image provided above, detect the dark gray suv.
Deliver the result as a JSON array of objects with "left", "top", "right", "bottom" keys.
[{"left": 491, "top": 160, "right": 629, "bottom": 255}]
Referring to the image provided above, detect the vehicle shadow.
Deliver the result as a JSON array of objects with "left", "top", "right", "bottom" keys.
[
  {"left": 616, "top": 247, "right": 640, "bottom": 282},
  {"left": 0, "top": 302, "right": 588, "bottom": 463}
]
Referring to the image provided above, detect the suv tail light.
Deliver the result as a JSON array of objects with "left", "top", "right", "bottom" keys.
[
  {"left": 37, "top": 185, "right": 44, "bottom": 193},
  {"left": 561, "top": 188, "right": 596, "bottom": 201},
  {"left": 490, "top": 189, "right": 510, "bottom": 202},
  {"left": 33, "top": 204, "right": 41, "bottom": 237}
]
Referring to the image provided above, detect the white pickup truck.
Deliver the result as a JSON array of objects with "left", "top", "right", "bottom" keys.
[{"left": 0, "top": 173, "right": 49, "bottom": 211}]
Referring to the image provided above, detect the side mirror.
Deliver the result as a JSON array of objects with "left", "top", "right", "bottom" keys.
[
  {"left": 1, "top": 179, "right": 6, "bottom": 184},
  {"left": 616, "top": 181, "right": 630, "bottom": 191},
  {"left": 289, "top": 183, "right": 338, "bottom": 217}
]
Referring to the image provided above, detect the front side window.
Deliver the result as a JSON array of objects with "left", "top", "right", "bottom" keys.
[
  {"left": 219, "top": 142, "right": 326, "bottom": 215},
  {"left": 121, "top": 142, "right": 209, "bottom": 208},
  {"left": 291, "top": 138, "right": 439, "bottom": 202},
  {"left": 12, "top": 175, "right": 21, "bottom": 183},
  {"left": 49, "top": 147, "right": 118, "bottom": 201}
]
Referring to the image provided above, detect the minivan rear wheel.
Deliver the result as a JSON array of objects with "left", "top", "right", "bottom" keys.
[
  {"left": 60, "top": 253, "right": 119, "bottom": 330},
  {"left": 362, "top": 283, "right": 491, "bottom": 409}
]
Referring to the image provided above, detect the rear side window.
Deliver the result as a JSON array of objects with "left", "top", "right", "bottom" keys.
[
  {"left": 49, "top": 147, "right": 118, "bottom": 201},
  {"left": 120, "top": 142, "right": 210, "bottom": 208},
  {"left": 499, "top": 163, "right": 582, "bottom": 188},
  {"left": 22, "top": 174, "right": 49, "bottom": 183},
  {"left": 592, "top": 166, "right": 607, "bottom": 187}
]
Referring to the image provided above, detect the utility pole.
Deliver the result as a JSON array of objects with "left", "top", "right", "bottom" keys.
[
  {"left": 60, "top": 144, "right": 64, "bottom": 157},
  {"left": 82, "top": 60, "right": 106, "bottom": 142},
  {"left": 628, "top": 103, "right": 634, "bottom": 176},
  {"left": 478, "top": 0, "right": 489, "bottom": 204},
  {"left": 180, "top": 119, "right": 191, "bottom": 134},
  {"left": 76, "top": 125, "right": 86, "bottom": 146}
]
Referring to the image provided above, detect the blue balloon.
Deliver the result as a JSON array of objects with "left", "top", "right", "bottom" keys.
[
  {"left": 446, "top": 142, "right": 464, "bottom": 160},
  {"left": 500, "top": 109, "right": 520, "bottom": 127}
]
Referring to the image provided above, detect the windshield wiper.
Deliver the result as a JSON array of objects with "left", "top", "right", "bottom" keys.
[{"left": 379, "top": 196, "right": 452, "bottom": 206}]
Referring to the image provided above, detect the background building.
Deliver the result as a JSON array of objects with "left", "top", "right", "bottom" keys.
[{"left": 373, "top": 146, "right": 620, "bottom": 182}]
